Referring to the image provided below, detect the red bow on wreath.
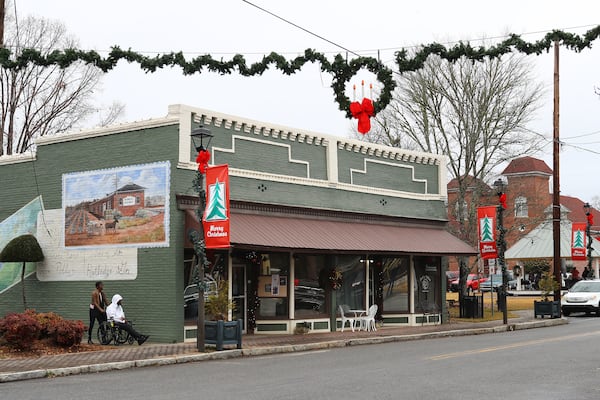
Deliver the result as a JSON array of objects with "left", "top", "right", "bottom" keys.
[
  {"left": 196, "top": 149, "right": 211, "bottom": 173},
  {"left": 499, "top": 193, "right": 507, "bottom": 209},
  {"left": 587, "top": 212, "right": 594, "bottom": 226},
  {"left": 350, "top": 98, "right": 374, "bottom": 134}
]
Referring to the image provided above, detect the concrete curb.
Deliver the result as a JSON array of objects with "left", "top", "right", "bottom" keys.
[{"left": 0, "top": 318, "right": 567, "bottom": 383}]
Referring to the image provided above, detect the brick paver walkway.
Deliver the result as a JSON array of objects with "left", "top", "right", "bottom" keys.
[{"left": 0, "top": 313, "right": 537, "bottom": 374}]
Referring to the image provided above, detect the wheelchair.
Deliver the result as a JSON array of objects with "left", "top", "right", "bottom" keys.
[{"left": 97, "top": 319, "right": 136, "bottom": 345}]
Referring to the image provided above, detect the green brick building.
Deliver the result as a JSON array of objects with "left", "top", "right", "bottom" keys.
[{"left": 0, "top": 104, "right": 474, "bottom": 343}]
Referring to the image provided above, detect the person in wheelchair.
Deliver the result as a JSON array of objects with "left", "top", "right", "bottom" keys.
[{"left": 106, "top": 294, "right": 149, "bottom": 345}]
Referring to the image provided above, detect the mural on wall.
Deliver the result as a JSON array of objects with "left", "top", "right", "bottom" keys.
[
  {"left": 0, "top": 197, "right": 44, "bottom": 294},
  {"left": 63, "top": 161, "right": 170, "bottom": 249}
]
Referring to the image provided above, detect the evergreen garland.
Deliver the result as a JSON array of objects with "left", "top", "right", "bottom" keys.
[
  {"left": 1, "top": 25, "right": 597, "bottom": 118},
  {"left": 190, "top": 170, "right": 210, "bottom": 283}
]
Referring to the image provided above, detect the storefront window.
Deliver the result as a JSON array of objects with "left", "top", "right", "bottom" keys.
[
  {"left": 294, "top": 254, "right": 328, "bottom": 318},
  {"left": 381, "top": 256, "right": 410, "bottom": 313},
  {"left": 413, "top": 256, "right": 441, "bottom": 313},
  {"left": 257, "top": 252, "right": 289, "bottom": 318},
  {"left": 334, "top": 255, "right": 365, "bottom": 311}
]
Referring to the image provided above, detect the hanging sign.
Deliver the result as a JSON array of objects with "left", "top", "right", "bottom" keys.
[
  {"left": 477, "top": 206, "right": 498, "bottom": 260},
  {"left": 203, "top": 164, "right": 230, "bottom": 248},
  {"left": 571, "top": 222, "right": 587, "bottom": 261}
]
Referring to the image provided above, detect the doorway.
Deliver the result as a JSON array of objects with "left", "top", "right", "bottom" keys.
[{"left": 232, "top": 263, "right": 247, "bottom": 332}]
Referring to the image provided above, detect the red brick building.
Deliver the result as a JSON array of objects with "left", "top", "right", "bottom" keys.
[
  {"left": 447, "top": 156, "right": 600, "bottom": 275},
  {"left": 88, "top": 183, "right": 146, "bottom": 218}
]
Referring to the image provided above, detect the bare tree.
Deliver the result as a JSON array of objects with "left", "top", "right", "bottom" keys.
[
  {"left": 358, "top": 52, "right": 544, "bottom": 295},
  {"left": 0, "top": 13, "right": 123, "bottom": 156}
]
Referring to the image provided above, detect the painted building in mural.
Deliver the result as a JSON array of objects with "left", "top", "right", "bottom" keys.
[
  {"left": 0, "top": 104, "right": 474, "bottom": 343},
  {"left": 88, "top": 183, "right": 147, "bottom": 218}
]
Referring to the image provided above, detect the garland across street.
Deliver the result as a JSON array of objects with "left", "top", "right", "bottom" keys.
[{"left": 1, "top": 25, "right": 598, "bottom": 118}]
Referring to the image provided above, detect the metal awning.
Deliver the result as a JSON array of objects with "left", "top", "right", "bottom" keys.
[
  {"left": 185, "top": 210, "right": 476, "bottom": 255},
  {"left": 506, "top": 220, "right": 600, "bottom": 259}
]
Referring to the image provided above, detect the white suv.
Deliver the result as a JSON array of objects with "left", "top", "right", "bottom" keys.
[{"left": 561, "top": 280, "right": 600, "bottom": 316}]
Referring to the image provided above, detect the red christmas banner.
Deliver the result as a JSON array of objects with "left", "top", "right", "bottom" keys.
[
  {"left": 203, "top": 164, "right": 230, "bottom": 249},
  {"left": 477, "top": 206, "right": 498, "bottom": 260},
  {"left": 571, "top": 222, "right": 587, "bottom": 261}
]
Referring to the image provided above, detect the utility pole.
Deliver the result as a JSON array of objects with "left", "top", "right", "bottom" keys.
[
  {"left": 552, "top": 40, "right": 562, "bottom": 303},
  {"left": 0, "top": 0, "right": 4, "bottom": 47}
]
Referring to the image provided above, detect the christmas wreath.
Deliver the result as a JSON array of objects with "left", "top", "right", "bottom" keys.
[{"left": 329, "top": 268, "right": 343, "bottom": 291}]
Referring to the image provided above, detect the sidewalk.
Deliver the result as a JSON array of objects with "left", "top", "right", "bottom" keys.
[{"left": 0, "top": 312, "right": 566, "bottom": 383}]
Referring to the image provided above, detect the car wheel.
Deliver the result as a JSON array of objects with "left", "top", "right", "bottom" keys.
[
  {"left": 562, "top": 309, "right": 571, "bottom": 317},
  {"left": 596, "top": 304, "right": 600, "bottom": 316}
]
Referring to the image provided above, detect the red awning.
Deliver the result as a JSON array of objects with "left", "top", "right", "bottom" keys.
[{"left": 186, "top": 210, "right": 475, "bottom": 256}]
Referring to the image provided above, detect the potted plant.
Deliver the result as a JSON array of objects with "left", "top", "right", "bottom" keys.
[
  {"left": 204, "top": 280, "right": 242, "bottom": 350},
  {"left": 534, "top": 272, "right": 561, "bottom": 318},
  {"left": 205, "top": 280, "right": 235, "bottom": 320}
]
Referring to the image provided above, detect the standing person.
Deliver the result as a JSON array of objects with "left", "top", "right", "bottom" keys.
[
  {"left": 588, "top": 268, "right": 595, "bottom": 280},
  {"left": 572, "top": 267, "right": 581, "bottom": 282},
  {"left": 88, "top": 281, "right": 107, "bottom": 344},
  {"left": 582, "top": 266, "right": 590, "bottom": 280},
  {"left": 106, "top": 294, "right": 149, "bottom": 345}
]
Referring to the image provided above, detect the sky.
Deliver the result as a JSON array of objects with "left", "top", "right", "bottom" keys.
[
  {"left": 63, "top": 162, "right": 169, "bottom": 206},
  {"left": 12, "top": 0, "right": 600, "bottom": 200}
]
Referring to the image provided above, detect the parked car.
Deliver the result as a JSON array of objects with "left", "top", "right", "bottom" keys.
[
  {"left": 480, "top": 273, "right": 517, "bottom": 292},
  {"left": 561, "top": 279, "right": 600, "bottom": 316},
  {"left": 294, "top": 279, "right": 325, "bottom": 311},
  {"left": 445, "top": 271, "right": 459, "bottom": 291},
  {"left": 449, "top": 274, "right": 484, "bottom": 292}
]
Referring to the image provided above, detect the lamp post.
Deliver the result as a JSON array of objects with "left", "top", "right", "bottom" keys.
[
  {"left": 493, "top": 178, "right": 508, "bottom": 325},
  {"left": 190, "top": 126, "right": 213, "bottom": 352},
  {"left": 584, "top": 202, "right": 593, "bottom": 273}
]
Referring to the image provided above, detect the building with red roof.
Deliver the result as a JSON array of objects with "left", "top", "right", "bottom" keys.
[{"left": 447, "top": 156, "right": 600, "bottom": 277}]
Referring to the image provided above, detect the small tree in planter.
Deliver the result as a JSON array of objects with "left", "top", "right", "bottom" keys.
[
  {"left": 538, "top": 273, "right": 559, "bottom": 301},
  {"left": 534, "top": 273, "right": 561, "bottom": 318},
  {"left": 203, "top": 280, "right": 242, "bottom": 351},
  {"left": 205, "top": 280, "right": 235, "bottom": 320}
]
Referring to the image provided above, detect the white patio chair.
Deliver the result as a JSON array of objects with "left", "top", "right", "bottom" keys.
[
  {"left": 338, "top": 305, "right": 355, "bottom": 332},
  {"left": 357, "top": 304, "right": 378, "bottom": 332}
]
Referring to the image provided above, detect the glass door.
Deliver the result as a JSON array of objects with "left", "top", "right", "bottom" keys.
[{"left": 232, "top": 264, "right": 247, "bottom": 332}]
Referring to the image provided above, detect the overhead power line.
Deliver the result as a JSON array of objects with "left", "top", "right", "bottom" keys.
[{"left": 241, "top": 0, "right": 361, "bottom": 58}]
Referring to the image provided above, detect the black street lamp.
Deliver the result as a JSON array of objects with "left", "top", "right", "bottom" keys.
[
  {"left": 584, "top": 202, "right": 593, "bottom": 272},
  {"left": 493, "top": 178, "right": 508, "bottom": 325},
  {"left": 190, "top": 126, "right": 213, "bottom": 352}
]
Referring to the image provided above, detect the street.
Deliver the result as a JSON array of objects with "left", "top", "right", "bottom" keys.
[{"left": 4, "top": 316, "right": 600, "bottom": 400}]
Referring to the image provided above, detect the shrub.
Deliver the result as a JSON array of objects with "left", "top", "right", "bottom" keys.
[
  {"left": 52, "top": 319, "right": 86, "bottom": 347},
  {"left": 0, "top": 310, "right": 86, "bottom": 349},
  {"left": 523, "top": 259, "right": 551, "bottom": 275},
  {"left": 35, "top": 311, "right": 86, "bottom": 348},
  {"left": 0, "top": 311, "right": 42, "bottom": 350},
  {"left": 33, "top": 311, "right": 64, "bottom": 338}
]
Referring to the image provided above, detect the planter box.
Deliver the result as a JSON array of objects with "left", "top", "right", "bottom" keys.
[
  {"left": 534, "top": 300, "right": 561, "bottom": 318},
  {"left": 205, "top": 319, "right": 243, "bottom": 351}
]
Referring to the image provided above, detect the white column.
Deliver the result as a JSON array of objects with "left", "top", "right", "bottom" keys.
[
  {"left": 365, "top": 258, "right": 370, "bottom": 307},
  {"left": 327, "top": 140, "right": 338, "bottom": 183}
]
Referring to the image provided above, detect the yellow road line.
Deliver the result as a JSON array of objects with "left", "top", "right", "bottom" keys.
[{"left": 428, "top": 330, "right": 600, "bottom": 360}]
